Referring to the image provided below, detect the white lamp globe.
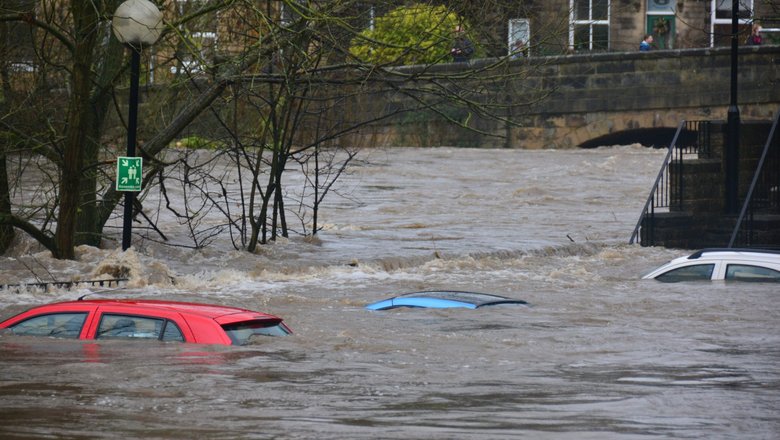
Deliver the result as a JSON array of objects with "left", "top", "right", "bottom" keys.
[{"left": 112, "top": 0, "right": 164, "bottom": 47}]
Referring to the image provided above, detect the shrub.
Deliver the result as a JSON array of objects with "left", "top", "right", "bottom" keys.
[{"left": 349, "top": 4, "right": 472, "bottom": 65}]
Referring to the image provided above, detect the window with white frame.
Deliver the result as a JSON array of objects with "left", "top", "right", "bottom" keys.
[
  {"left": 714, "top": 0, "right": 753, "bottom": 19},
  {"left": 570, "top": 0, "right": 610, "bottom": 51},
  {"left": 710, "top": 0, "right": 754, "bottom": 46},
  {"left": 508, "top": 19, "right": 530, "bottom": 57}
]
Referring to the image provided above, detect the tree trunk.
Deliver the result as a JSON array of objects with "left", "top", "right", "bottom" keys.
[
  {"left": 0, "top": 19, "right": 14, "bottom": 253},
  {"left": 75, "top": 139, "right": 100, "bottom": 247},
  {"left": 0, "top": 150, "right": 13, "bottom": 253},
  {"left": 53, "top": 2, "right": 100, "bottom": 259},
  {"left": 77, "top": 30, "right": 127, "bottom": 247}
]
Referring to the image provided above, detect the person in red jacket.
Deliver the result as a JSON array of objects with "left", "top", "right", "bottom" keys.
[{"left": 746, "top": 24, "right": 762, "bottom": 45}]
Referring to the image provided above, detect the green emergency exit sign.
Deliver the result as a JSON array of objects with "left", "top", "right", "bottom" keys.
[{"left": 116, "top": 156, "right": 142, "bottom": 192}]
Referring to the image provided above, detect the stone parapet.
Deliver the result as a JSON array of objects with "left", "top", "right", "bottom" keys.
[
  {"left": 350, "top": 45, "right": 780, "bottom": 148},
  {"left": 128, "top": 46, "right": 780, "bottom": 150}
]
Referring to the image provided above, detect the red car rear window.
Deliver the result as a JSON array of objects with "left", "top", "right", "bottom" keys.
[{"left": 221, "top": 320, "right": 291, "bottom": 345}]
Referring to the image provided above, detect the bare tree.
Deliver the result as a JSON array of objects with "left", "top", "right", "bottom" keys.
[{"left": 1, "top": 0, "right": 565, "bottom": 259}]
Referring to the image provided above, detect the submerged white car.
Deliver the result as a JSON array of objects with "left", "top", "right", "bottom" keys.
[{"left": 642, "top": 248, "right": 780, "bottom": 282}]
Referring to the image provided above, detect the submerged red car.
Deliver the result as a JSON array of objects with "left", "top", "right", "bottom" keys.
[{"left": 0, "top": 299, "right": 291, "bottom": 346}]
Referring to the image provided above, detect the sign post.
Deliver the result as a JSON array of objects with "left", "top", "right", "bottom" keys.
[
  {"left": 116, "top": 156, "right": 143, "bottom": 192},
  {"left": 117, "top": 156, "right": 142, "bottom": 251}
]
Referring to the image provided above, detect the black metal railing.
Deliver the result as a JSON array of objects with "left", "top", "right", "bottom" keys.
[
  {"left": 1, "top": 278, "right": 128, "bottom": 292},
  {"left": 629, "top": 120, "right": 711, "bottom": 245},
  {"left": 728, "top": 110, "right": 780, "bottom": 248}
]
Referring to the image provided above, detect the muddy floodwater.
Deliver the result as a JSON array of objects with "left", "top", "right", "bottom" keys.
[{"left": 1, "top": 146, "right": 779, "bottom": 439}]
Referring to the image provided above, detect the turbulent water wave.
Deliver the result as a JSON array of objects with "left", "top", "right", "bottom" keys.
[{"left": 2, "top": 146, "right": 671, "bottom": 296}]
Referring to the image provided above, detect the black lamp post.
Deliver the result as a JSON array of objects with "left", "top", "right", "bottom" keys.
[
  {"left": 725, "top": 0, "right": 740, "bottom": 213},
  {"left": 112, "top": 0, "right": 163, "bottom": 251}
]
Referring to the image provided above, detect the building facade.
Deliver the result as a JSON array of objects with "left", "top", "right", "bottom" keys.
[
  {"left": 518, "top": 0, "right": 776, "bottom": 55},
  {"left": 1, "top": 0, "right": 776, "bottom": 94}
]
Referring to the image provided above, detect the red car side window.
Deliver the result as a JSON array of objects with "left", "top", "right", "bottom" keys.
[
  {"left": 162, "top": 321, "right": 185, "bottom": 342},
  {"left": 96, "top": 314, "right": 184, "bottom": 342},
  {"left": 9, "top": 313, "right": 87, "bottom": 339}
]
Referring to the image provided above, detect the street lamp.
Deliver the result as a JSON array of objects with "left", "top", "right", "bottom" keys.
[{"left": 112, "top": 0, "right": 164, "bottom": 251}]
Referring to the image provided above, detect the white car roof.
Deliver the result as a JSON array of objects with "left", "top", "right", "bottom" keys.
[
  {"left": 643, "top": 248, "right": 780, "bottom": 280},
  {"left": 683, "top": 248, "right": 780, "bottom": 262}
]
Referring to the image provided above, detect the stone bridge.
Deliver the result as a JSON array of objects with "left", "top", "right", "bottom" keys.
[{"left": 365, "top": 45, "right": 780, "bottom": 149}]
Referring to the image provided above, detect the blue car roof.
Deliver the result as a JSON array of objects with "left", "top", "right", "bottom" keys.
[{"left": 365, "top": 291, "right": 528, "bottom": 310}]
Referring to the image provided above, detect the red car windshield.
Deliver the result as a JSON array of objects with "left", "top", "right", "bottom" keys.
[{"left": 221, "top": 320, "right": 291, "bottom": 345}]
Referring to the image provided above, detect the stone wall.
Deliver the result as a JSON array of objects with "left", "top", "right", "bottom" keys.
[
  {"left": 132, "top": 45, "right": 780, "bottom": 150},
  {"left": 352, "top": 45, "right": 780, "bottom": 149},
  {"left": 610, "top": 0, "right": 645, "bottom": 52}
]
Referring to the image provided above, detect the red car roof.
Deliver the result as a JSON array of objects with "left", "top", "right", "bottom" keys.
[{"left": 36, "top": 299, "right": 278, "bottom": 322}]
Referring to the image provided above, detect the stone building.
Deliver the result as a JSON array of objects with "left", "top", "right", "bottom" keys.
[
  {"left": 164, "top": 1, "right": 776, "bottom": 67},
  {"left": 2, "top": 1, "right": 775, "bottom": 79},
  {"left": 484, "top": 0, "right": 776, "bottom": 56}
]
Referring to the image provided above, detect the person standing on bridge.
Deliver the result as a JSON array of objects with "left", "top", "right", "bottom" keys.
[
  {"left": 746, "top": 24, "right": 762, "bottom": 45},
  {"left": 451, "top": 25, "right": 474, "bottom": 62},
  {"left": 639, "top": 34, "right": 653, "bottom": 51}
]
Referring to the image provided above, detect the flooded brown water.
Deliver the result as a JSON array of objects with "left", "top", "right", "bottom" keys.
[{"left": 1, "top": 147, "right": 779, "bottom": 439}]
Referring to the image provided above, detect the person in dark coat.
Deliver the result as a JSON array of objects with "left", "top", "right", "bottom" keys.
[{"left": 451, "top": 26, "right": 474, "bottom": 62}]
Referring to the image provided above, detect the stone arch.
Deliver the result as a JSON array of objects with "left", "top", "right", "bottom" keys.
[{"left": 576, "top": 127, "right": 695, "bottom": 149}]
